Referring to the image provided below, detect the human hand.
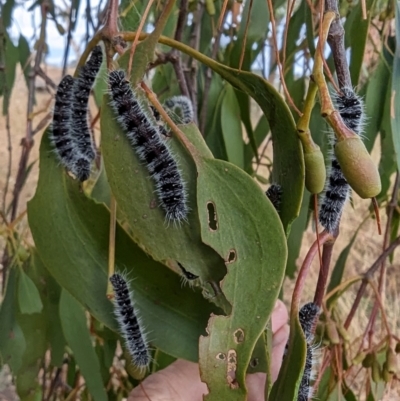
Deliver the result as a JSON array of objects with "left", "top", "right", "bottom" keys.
[{"left": 128, "top": 300, "right": 289, "bottom": 401}]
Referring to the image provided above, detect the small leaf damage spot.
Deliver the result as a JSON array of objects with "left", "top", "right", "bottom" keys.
[
  {"left": 150, "top": 198, "right": 157, "bottom": 209},
  {"left": 207, "top": 201, "right": 218, "bottom": 231},
  {"left": 227, "top": 349, "right": 239, "bottom": 389},
  {"left": 216, "top": 353, "right": 226, "bottom": 361},
  {"left": 249, "top": 358, "right": 259, "bottom": 368},
  {"left": 227, "top": 249, "right": 236, "bottom": 263},
  {"left": 234, "top": 328, "right": 244, "bottom": 343}
]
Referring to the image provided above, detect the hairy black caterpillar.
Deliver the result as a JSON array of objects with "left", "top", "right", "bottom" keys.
[
  {"left": 319, "top": 88, "right": 365, "bottom": 233},
  {"left": 108, "top": 70, "right": 188, "bottom": 223},
  {"left": 70, "top": 45, "right": 103, "bottom": 162},
  {"left": 297, "top": 303, "right": 320, "bottom": 401},
  {"left": 109, "top": 273, "right": 150, "bottom": 369},
  {"left": 282, "top": 303, "right": 320, "bottom": 401},
  {"left": 164, "top": 96, "right": 194, "bottom": 124},
  {"left": 150, "top": 96, "right": 193, "bottom": 137},
  {"left": 50, "top": 75, "right": 91, "bottom": 181},
  {"left": 298, "top": 346, "right": 315, "bottom": 401},
  {"left": 266, "top": 184, "right": 283, "bottom": 212}
]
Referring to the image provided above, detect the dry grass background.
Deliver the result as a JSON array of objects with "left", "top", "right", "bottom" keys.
[{"left": 0, "top": 67, "right": 399, "bottom": 400}]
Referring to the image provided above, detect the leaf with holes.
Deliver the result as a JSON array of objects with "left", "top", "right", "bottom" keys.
[
  {"left": 158, "top": 40, "right": 304, "bottom": 234},
  {"left": 101, "top": 98, "right": 228, "bottom": 298},
  {"left": 28, "top": 132, "right": 220, "bottom": 362},
  {"left": 196, "top": 158, "right": 287, "bottom": 400}
]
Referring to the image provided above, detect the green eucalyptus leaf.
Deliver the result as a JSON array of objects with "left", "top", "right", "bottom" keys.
[
  {"left": 59, "top": 289, "right": 108, "bottom": 401},
  {"left": 101, "top": 98, "right": 227, "bottom": 290},
  {"left": 391, "top": 1, "right": 400, "bottom": 171},
  {"left": 345, "top": 0, "right": 376, "bottom": 85},
  {"left": 153, "top": 350, "right": 177, "bottom": 371},
  {"left": 0, "top": 269, "right": 26, "bottom": 372},
  {"left": 196, "top": 158, "right": 287, "bottom": 400},
  {"left": 18, "top": 34, "right": 31, "bottom": 89},
  {"left": 162, "top": 41, "right": 304, "bottom": 233},
  {"left": 18, "top": 269, "right": 43, "bottom": 315},
  {"left": 270, "top": 318, "right": 306, "bottom": 401},
  {"left": 364, "top": 48, "right": 392, "bottom": 152},
  {"left": 2, "top": 33, "right": 18, "bottom": 115},
  {"left": 28, "top": 132, "right": 218, "bottom": 362},
  {"left": 221, "top": 85, "right": 245, "bottom": 169},
  {"left": 228, "top": 0, "right": 269, "bottom": 70},
  {"left": 244, "top": 114, "right": 270, "bottom": 174},
  {"left": 378, "top": 81, "right": 397, "bottom": 201},
  {"left": 93, "top": 59, "right": 108, "bottom": 108},
  {"left": 286, "top": 190, "right": 311, "bottom": 278},
  {"left": 2, "top": 0, "right": 15, "bottom": 28}
]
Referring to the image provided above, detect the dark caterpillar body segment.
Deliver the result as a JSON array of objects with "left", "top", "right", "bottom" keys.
[
  {"left": 51, "top": 75, "right": 74, "bottom": 152},
  {"left": 334, "top": 87, "right": 364, "bottom": 133},
  {"left": 164, "top": 96, "right": 194, "bottom": 124},
  {"left": 319, "top": 87, "right": 364, "bottom": 234},
  {"left": 50, "top": 75, "right": 91, "bottom": 182},
  {"left": 319, "top": 159, "right": 349, "bottom": 233},
  {"left": 298, "top": 346, "right": 314, "bottom": 401},
  {"left": 298, "top": 302, "right": 320, "bottom": 342},
  {"left": 70, "top": 45, "right": 103, "bottom": 161},
  {"left": 266, "top": 184, "right": 283, "bottom": 212},
  {"left": 281, "top": 303, "right": 320, "bottom": 401},
  {"left": 108, "top": 70, "right": 188, "bottom": 223},
  {"left": 109, "top": 273, "right": 150, "bottom": 368}
]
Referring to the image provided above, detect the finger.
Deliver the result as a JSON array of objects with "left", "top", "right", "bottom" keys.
[
  {"left": 247, "top": 323, "right": 289, "bottom": 401},
  {"left": 127, "top": 360, "right": 207, "bottom": 401},
  {"left": 270, "top": 323, "right": 290, "bottom": 380},
  {"left": 271, "top": 299, "right": 288, "bottom": 333}
]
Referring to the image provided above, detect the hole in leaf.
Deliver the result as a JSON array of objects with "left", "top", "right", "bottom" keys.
[
  {"left": 249, "top": 358, "right": 259, "bottom": 368},
  {"left": 234, "top": 328, "right": 245, "bottom": 343},
  {"left": 207, "top": 201, "right": 218, "bottom": 231},
  {"left": 227, "top": 350, "right": 239, "bottom": 389},
  {"left": 216, "top": 353, "right": 226, "bottom": 361},
  {"left": 227, "top": 249, "right": 236, "bottom": 263}
]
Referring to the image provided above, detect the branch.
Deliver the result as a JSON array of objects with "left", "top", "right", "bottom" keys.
[
  {"left": 325, "top": 0, "right": 352, "bottom": 88},
  {"left": 10, "top": 3, "right": 48, "bottom": 221},
  {"left": 291, "top": 230, "right": 332, "bottom": 317},
  {"left": 344, "top": 235, "right": 400, "bottom": 329}
]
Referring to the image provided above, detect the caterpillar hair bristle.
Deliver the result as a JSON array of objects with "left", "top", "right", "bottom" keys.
[
  {"left": 319, "top": 87, "right": 365, "bottom": 234},
  {"left": 50, "top": 75, "right": 92, "bottom": 182},
  {"left": 70, "top": 45, "right": 103, "bottom": 162},
  {"left": 108, "top": 70, "right": 189, "bottom": 223},
  {"left": 163, "top": 96, "right": 194, "bottom": 124},
  {"left": 177, "top": 262, "right": 199, "bottom": 287},
  {"left": 109, "top": 273, "right": 150, "bottom": 369},
  {"left": 266, "top": 184, "right": 283, "bottom": 212}
]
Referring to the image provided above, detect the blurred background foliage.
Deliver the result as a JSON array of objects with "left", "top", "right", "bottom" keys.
[{"left": 0, "top": 0, "right": 399, "bottom": 400}]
